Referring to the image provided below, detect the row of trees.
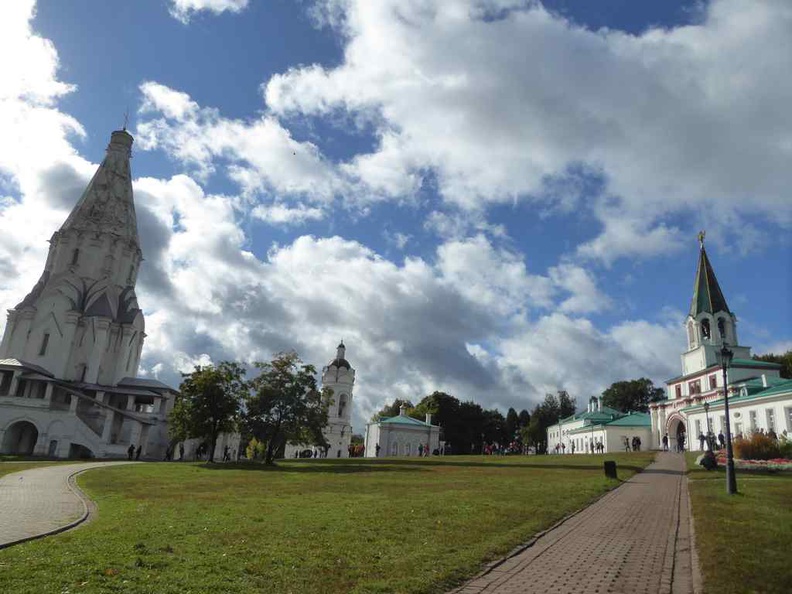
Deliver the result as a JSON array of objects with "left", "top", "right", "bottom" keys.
[
  {"left": 169, "top": 353, "right": 330, "bottom": 465},
  {"left": 375, "top": 392, "right": 532, "bottom": 454}
]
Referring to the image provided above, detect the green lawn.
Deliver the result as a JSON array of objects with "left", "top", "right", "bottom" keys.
[
  {"left": 0, "top": 453, "right": 652, "bottom": 594},
  {"left": 0, "top": 460, "right": 66, "bottom": 478},
  {"left": 686, "top": 453, "right": 792, "bottom": 594}
]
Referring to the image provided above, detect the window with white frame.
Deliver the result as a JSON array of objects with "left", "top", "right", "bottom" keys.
[
  {"left": 766, "top": 409, "right": 775, "bottom": 432},
  {"left": 695, "top": 419, "right": 701, "bottom": 437},
  {"left": 785, "top": 407, "right": 792, "bottom": 432},
  {"left": 749, "top": 410, "right": 757, "bottom": 432},
  {"left": 720, "top": 415, "right": 726, "bottom": 433}
]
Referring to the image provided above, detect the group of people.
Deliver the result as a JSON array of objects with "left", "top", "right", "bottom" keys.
[
  {"left": 553, "top": 440, "right": 605, "bottom": 454},
  {"left": 622, "top": 436, "right": 642, "bottom": 452}
]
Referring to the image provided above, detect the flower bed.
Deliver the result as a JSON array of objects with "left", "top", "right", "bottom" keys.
[{"left": 714, "top": 451, "right": 792, "bottom": 471}]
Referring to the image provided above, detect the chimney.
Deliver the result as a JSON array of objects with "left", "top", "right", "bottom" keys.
[
  {"left": 598, "top": 396, "right": 603, "bottom": 411},
  {"left": 762, "top": 374, "right": 768, "bottom": 388},
  {"left": 399, "top": 404, "right": 406, "bottom": 416},
  {"left": 425, "top": 413, "right": 432, "bottom": 425}
]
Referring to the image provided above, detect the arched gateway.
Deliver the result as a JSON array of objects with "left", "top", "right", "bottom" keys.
[
  {"left": 2, "top": 420, "right": 39, "bottom": 455},
  {"left": 666, "top": 415, "right": 686, "bottom": 452}
]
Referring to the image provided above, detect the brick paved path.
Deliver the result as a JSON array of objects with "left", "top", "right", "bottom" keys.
[
  {"left": 452, "top": 453, "right": 698, "bottom": 594},
  {"left": 0, "top": 462, "right": 134, "bottom": 548}
]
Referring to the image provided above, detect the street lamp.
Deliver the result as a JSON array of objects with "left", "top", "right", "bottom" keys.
[
  {"left": 718, "top": 344, "right": 738, "bottom": 495},
  {"left": 703, "top": 401, "right": 712, "bottom": 452}
]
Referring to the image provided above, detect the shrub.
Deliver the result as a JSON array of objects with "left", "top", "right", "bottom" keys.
[
  {"left": 733, "top": 433, "right": 781, "bottom": 460},
  {"left": 245, "top": 437, "right": 266, "bottom": 459},
  {"left": 779, "top": 436, "right": 792, "bottom": 460}
]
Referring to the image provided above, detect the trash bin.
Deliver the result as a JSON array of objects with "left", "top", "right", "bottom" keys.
[{"left": 604, "top": 460, "right": 617, "bottom": 479}]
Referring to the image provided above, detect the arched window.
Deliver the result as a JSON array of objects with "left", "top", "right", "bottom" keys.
[
  {"left": 717, "top": 318, "right": 726, "bottom": 340},
  {"left": 701, "top": 319, "right": 711, "bottom": 340},
  {"left": 338, "top": 394, "right": 347, "bottom": 418},
  {"left": 71, "top": 248, "right": 80, "bottom": 266}
]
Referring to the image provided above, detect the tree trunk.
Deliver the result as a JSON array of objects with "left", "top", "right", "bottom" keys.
[
  {"left": 209, "top": 428, "right": 217, "bottom": 463},
  {"left": 264, "top": 423, "right": 281, "bottom": 465}
]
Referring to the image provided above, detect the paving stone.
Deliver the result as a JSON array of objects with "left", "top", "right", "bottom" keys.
[
  {"left": 450, "top": 453, "right": 696, "bottom": 594},
  {"left": 0, "top": 462, "right": 134, "bottom": 547}
]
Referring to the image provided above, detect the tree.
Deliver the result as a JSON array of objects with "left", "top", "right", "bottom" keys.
[
  {"left": 753, "top": 351, "right": 792, "bottom": 379},
  {"left": 518, "top": 409, "right": 531, "bottom": 429},
  {"left": 371, "top": 398, "right": 414, "bottom": 421},
  {"left": 601, "top": 378, "right": 665, "bottom": 413},
  {"left": 170, "top": 361, "right": 247, "bottom": 462},
  {"left": 558, "top": 391, "right": 576, "bottom": 418},
  {"left": 520, "top": 392, "right": 574, "bottom": 454},
  {"left": 244, "top": 352, "right": 330, "bottom": 465},
  {"left": 483, "top": 408, "right": 507, "bottom": 445},
  {"left": 505, "top": 407, "right": 520, "bottom": 441}
]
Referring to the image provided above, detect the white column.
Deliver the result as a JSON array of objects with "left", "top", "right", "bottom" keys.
[
  {"left": 101, "top": 410, "right": 116, "bottom": 444},
  {"left": 85, "top": 318, "right": 111, "bottom": 384},
  {"left": 8, "top": 371, "right": 20, "bottom": 397},
  {"left": 56, "top": 312, "right": 81, "bottom": 378},
  {"left": 43, "top": 383, "right": 54, "bottom": 404},
  {"left": 0, "top": 311, "right": 18, "bottom": 356},
  {"left": 69, "top": 393, "right": 79, "bottom": 413}
]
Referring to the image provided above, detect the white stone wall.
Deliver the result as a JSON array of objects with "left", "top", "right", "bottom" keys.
[{"left": 365, "top": 423, "right": 440, "bottom": 457}]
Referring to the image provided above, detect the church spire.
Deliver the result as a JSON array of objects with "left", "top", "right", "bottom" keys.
[
  {"left": 60, "top": 129, "right": 139, "bottom": 247},
  {"left": 689, "top": 232, "right": 731, "bottom": 317}
]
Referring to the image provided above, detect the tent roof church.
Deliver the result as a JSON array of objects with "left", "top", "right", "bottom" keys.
[{"left": 0, "top": 128, "right": 176, "bottom": 460}]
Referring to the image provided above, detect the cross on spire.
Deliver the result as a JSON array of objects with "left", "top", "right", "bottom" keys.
[{"left": 698, "top": 230, "right": 706, "bottom": 249}]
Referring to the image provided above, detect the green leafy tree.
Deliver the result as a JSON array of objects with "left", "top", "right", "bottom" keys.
[
  {"left": 518, "top": 409, "right": 531, "bottom": 429},
  {"left": 601, "top": 378, "right": 665, "bottom": 413},
  {"left": 483, "top": 408, "right": 507, "bottom": 444},
  {"left": 371, "top": 398, "right": 414, "bottom": 421},
  {"left": 752, "top": 351, "right": 792, "bottom": 379},
  {"left": 520, "top": 392, "right": 574, "bottom": 454},
  {"left": 505, "top": 407, "right": 520, "bottom": 441},
  {"left": 244, "top": 352, "right": 330, "bottom": 465},
  {"left": 170, "top": 361, "right": 247, "bottom": 462}
]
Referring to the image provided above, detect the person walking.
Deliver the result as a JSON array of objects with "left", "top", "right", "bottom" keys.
[
  {"left": 717, "top": 431, "right": 725, "bottom": 449},
  {"left": 179, "top": 443, "right": 185, "bottom": 461},
  {"left": 623, "top": 436, "right": 631, "bottom": 452},
  {"left": 127, "top": 444, "right": 135, "bottom": 460},
  {"left": 135, "top": 445, "right": 142, "bottom": 460},
  {"left": 698, "top": 433, "right": 706, "bottom": 451},
  {"left": 662, "top": 433, "right": 669, "bottom": 451},
  {"left": 375, "top": 443, "right": 381, "bottom": 457},
  {"left": 222, "top": 446, "right": 230, "bottom": 462},
  {"left": 678, "top": 432, "right": 686, "bottom": 453}
]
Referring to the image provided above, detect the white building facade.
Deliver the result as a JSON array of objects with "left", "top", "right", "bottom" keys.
[
  {"left": 0, "top": 129, "right": 176, "bottom": 459},
  {"left": 649, "top": 235, "right": 792, "bottom": 450},
  {"left": 284, "top": 342, "right": 356, "bottom": 459},
  {"left": 364, "top": 406, "right": 441, "bottom": 457},
  {"left": 547, "top": 397, "right": 653, "bottom": 454}
]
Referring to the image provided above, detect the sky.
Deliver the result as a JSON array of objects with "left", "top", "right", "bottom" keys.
[{"left": 0, "top": 0, "right": 790, "bottom": 434}]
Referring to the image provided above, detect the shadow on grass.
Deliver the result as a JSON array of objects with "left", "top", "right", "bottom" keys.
[{"left": 201, "top": 456, "right": 649, "bottom": 475}]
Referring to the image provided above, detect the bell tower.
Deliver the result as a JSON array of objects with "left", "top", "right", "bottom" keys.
[
  {"left": 321, "top": 341, "right": 355, "bottom": 457},
  {"left": 681, "top": 232, "right": 749, "bottom": 375}
]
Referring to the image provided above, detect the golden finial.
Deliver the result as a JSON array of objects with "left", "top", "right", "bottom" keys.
[{"left": 698, "top": 230, "right": 706, "bottom": 249}]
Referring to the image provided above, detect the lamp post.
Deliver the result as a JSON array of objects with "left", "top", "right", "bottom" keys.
[
  {"left": 719, "top": 344, "right": 738, "bottom": 494},
  {"left": 704, "top": 401, "right": 712, "bottom": 452}
]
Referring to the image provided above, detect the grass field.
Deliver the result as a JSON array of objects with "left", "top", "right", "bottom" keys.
[
  {"left": 0, "top": 460, "right": 66, "bottom": 478},
  {"left": 686, "top": 453, "right": 792, "bottom": 594},
  {"left": 0, "top": 453, "right": 652, "bottom": 593}
]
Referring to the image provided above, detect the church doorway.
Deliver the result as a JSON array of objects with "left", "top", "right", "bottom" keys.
[{"left": 1, "top": 421, "right": 38, "bottom": 455}]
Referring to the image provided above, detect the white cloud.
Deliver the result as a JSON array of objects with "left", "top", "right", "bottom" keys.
[
  {"left": 263, "top": 0, "right": 792, "bottom": 259},
  {"left": 252, "top": 203, "right": 325, "bottom": 225},
  {"left": 137, "top": 81, "right": 348, "bottom": 201},
  {"left": 169, "top": 0, "right": 249, "bottom": 24}
]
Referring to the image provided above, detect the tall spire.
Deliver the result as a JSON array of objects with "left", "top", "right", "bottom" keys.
[
  {"left": 689, "top": 232, "right": 731, "bottom": 317},
  {"left": 60, "top": 129, "right": 139, "bottom": 246}
]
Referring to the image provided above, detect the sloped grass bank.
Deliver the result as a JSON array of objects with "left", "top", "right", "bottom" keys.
[
  {"left": 687, "top": 453, "right": 792, "bottom": 594},
  {"left": 0, "top": 453, "right": 652, "bottom": 593}
]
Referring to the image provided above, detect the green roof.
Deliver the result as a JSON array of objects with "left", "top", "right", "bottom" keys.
[
  {"left": 380, "top": 414, "right": 431, "bottom": 427},
  {"left": 560, "top": 405, "right": 622, "bottom": 424},
  {"left": 731, "top": 358, "right": 782, "bottom": 369},
  {"left": 603, "top": 412, "right": 651, "bottom": 427},
  {"left": 690, "top": 245, "right": 730, "bottom": 317}
]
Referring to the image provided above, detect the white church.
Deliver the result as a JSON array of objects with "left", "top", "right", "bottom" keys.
[
  {"left": 283, "top": 342, "right": 356, "bottom": 459},
  {"left": 649, "top": 234, "right": 792, "bottom": 451},
  {"left": 0, "top": 129, "right": 176, "bottom": 459}
]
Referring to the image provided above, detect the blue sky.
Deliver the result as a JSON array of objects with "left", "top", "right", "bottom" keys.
[{"left": 1, "top": 0, "right": 790, "bottom": 432}]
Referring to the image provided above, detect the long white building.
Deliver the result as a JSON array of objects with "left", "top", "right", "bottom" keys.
[{"left": 0, "top": 129, "right": 176, "bottom": 459}]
